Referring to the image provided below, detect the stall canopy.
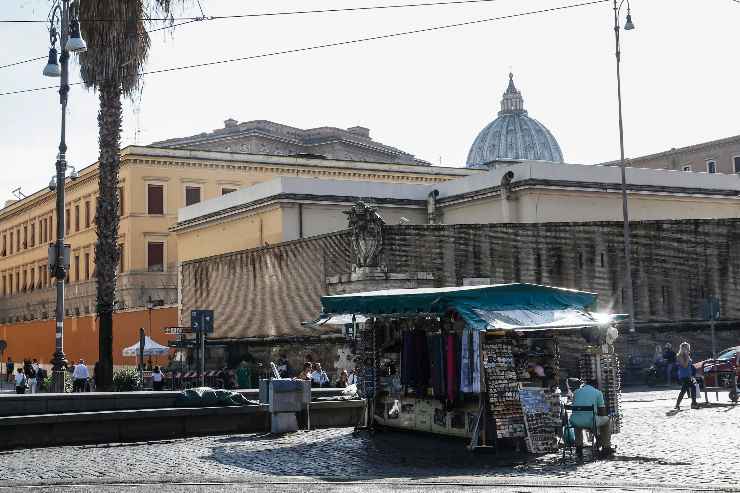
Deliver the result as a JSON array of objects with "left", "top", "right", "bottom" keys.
[
  {"left": 320, "top": 283, "right": 625, "bottom": 331},
  {"left": 122, "top": 336, "right": 170, "bottom": 357}
]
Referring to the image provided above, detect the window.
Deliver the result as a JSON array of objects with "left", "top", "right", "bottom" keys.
[
  {"left": 147, "top": 241, "right": 164, "bottom": 272},
  {"left": 22, "top": 270, "right": 26, "bottom": 291},
  {"left": 16, "top": 229, "right": 20, "bottom": 251},
  {"left": 147, "top": 184, "right": 164, "bottom": 215},
  {"left": 682, "top": 165, "right": 691, "bottom": 172},
  {"left": 30, "top": 224, "right": 35, "bottom": 247},
  {"left": 14, "top": 272, "right": 18, "bottom": 292},
  {"left": 118, "top": 244, "right": 125, "bottom": 273},
  {"left": 706, "top": 160, "right": 717, "bottom": 174},
  {"left": 118, "top": 187, "right": 124, "bottom": 217},
  {"left": 2, "top": 235, "right": 5, "bottom": 256},
  {"left": 74, "top": 205, "right": 80, "bottom": 232},
  {"left": 734, "top": 156, "right": 740, "bottom": 174},
  {"left": 222, "top": 187, "right": 237, "bottom": 195},
  {"left": 30, "top": 269, "right": 35, "bottom": 291},
  {"left": 23, "top": 226, "right": 27, "bottom": 249},
  {"left": 84, "top": 201, "right": 91, "bottom": 228},
  {"left": 185, "top": 186, "right": 201, "bottom": 206},
  {"left": 84, "top": 253, "right": 90, "bottom": 280},
  {"left": 74, "top": 255, "right": 80, "bottom": 282},
  {"left": 2, "top": 275, "right": 5, "bottom": 296},
  {"left": 9, "top": 232, "right": 13, "bottom": 255},
  {"left": 38, "top": 266, "right": 43, "bottom": 288},
  {"left": 65, "top": 208, "right": 70, "bottom": 234}
]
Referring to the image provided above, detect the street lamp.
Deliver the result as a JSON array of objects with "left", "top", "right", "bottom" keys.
[
  {"left": 44, "top": 0, "right": 86, "bottom": 392},
  {"left": 613, "top": 0, "right": 636, "bottom": 333}
]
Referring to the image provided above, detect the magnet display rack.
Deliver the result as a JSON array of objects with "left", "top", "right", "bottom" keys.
[{"left": 578, "top": 350, "right": 622, "bottom": 434}]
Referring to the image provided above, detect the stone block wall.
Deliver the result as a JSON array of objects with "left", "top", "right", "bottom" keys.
[{"left": 381, "top": 219, "right": 740, "bottom": 322}]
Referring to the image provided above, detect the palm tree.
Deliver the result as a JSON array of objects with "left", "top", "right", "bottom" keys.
[{"left": 78, "top": 1, "right": 180, "bottom": 390}]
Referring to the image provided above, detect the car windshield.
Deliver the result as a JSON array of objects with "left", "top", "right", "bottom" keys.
[{"left": 717, "top": 349, "right": 737, "bottom": 360}]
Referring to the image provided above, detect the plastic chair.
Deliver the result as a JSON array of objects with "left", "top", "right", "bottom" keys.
[{"left": 563, "top": 404, "right": 599, "bottom": 461}]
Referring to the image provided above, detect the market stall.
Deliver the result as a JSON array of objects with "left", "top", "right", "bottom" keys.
[{"left": 319, "top": 283, "right": 624, "bottom": 454}]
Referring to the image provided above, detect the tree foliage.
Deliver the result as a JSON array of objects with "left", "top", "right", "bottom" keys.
[{"left": 76, "top": 0, "right": 181, "bottom": 390}]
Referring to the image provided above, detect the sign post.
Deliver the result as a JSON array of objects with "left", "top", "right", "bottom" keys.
[
  {"left": 703, "top": 297, "right": 720, "bottom": 359},
  {"left": 138, "top": 327, "right": 145, "bottom": 390},
  {"left": 191, "top": 310, "right": 214, "bottom": 388}
]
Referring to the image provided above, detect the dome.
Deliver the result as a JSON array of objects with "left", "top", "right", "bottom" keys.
[{"left": 466, "top": 73, "right": 564, "bottom": 168}]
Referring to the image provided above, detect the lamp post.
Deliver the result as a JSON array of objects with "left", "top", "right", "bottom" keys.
[
  {"left": 44, "top": 0, "right": 87, "bottom": 392},
  {"left": 613, "top": 0, "right": 636, "bottom": 333}
]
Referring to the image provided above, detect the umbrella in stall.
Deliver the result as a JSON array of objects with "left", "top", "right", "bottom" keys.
[{"left": 122, "top": 336, "right": 170, "bottom": 358}]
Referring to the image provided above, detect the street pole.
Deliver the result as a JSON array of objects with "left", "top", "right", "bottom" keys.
[
  {"left": 199, "top": 330, "right": 205, "bottom": 387},
  {"left": 614, "top": 0, "right": 636, "bottom": 333},
  {"left": 50, "top": 0, "right": 71, "bottom": 392}
]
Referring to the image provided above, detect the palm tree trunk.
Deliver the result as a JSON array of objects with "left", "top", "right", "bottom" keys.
[{"left": 95, "top": 82, "right": 122, "bottom": 391}]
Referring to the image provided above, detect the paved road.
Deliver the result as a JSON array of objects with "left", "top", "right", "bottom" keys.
[{"left": 0, "top": 390, "right": 737, "bottom": 492}]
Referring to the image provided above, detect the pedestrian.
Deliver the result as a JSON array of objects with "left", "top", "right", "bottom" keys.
[
  {"left": 24, "top": 359, "right": 37, "bottom": 394},
  {"left": 311, "top": 362, "right": 330, "bottom": 388},
  {"left": 336, "top": 369, "right": 349, "bottom": 388},
  {"left": 72, "top": 359, "right": 89, "bottom": 393},
  {"left": 236, "top": 360, "right": 251, "bottom": 389},
  {"left": 297, "top": 362, "right": 313, "bottom": 381},
  {"left": 653, "top": 345, "right": 664, "bottom": 365},
  {"left": 675, "top": 342, "right": 699, "bottom": 410},
  {"left": 662, "top": 342, "right": 676, "bottom": 385},
  {"left": 276, "top": 355, "right": 291, "bottom": 378},
  {"left": 14, "top": 367, "right": 27, "bottom": 394},
  {"left": 347, "top": 367, "right": 359, "bottom": 386},
  {"left": 151, "top": 366, "right": 164, "bottom": 391},
  {"left": 5, "top": 357, "right": 14, "bottom": 384}
]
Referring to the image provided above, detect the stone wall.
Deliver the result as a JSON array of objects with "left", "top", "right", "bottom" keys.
[
  {"left": 381, "top": 219, "right": 740, "bottom": 322},
  {"left": 180, "top": 218, "right": 740, "bottom": 377}
]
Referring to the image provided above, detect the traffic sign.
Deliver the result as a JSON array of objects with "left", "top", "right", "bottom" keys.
[
  {"left": 163, "top": 326, "right": 193, "bottom": 335},
  {"left": 191, "top": 309, "right": 214, "bottom": 334}
]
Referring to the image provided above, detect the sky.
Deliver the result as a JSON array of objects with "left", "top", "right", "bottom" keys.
[{"left": 1, "top": 0, "right": 739, "bottom": 204}]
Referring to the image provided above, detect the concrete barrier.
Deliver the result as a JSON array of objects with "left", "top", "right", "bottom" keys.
[
  {"left": 0, "top": 393, "right": 366, "bottom": 450},
  {"left": 0, "top": 388, "right": 348, "bottom": 417}
]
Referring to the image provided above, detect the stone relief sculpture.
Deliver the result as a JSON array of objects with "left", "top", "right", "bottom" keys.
[{"left": 344, "top": 201, "right": 385, "bottom": 268}]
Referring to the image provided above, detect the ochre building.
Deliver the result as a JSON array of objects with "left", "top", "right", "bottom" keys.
[{"left": 0, "top": 145, "right": 473, "bottom": 365}]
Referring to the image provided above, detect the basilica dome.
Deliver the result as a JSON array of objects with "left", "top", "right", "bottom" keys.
[{"left": 466, "top": 73, "right": 564, "bottom": 168}]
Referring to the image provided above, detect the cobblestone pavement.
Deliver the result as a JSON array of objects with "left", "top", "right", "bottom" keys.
[{"left": 0, "top": 390, "right": 738, "bottom": 491}]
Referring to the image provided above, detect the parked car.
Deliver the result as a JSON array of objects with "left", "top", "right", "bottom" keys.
[{"left": 693, "top": 346, "right": 739, "bottom": 402}]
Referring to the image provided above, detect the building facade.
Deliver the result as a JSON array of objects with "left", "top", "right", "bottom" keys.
[
  {"left": 603, "top": 134, "right": 740, "bottom": 174},
  {"left": 0, "top": 146, "right": 473, "bottom": 364}
]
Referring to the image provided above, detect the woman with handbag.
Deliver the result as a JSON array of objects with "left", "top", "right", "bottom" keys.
[{"left": 675, "top": 342, "right": 699, "bottom": 410}]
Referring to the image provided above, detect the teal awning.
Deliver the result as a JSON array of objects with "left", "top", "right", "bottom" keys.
[{"left": 320, "top": 283, "right": 612, "bottom": 331}]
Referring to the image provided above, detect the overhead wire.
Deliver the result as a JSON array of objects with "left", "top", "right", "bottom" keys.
[
  {"left": 3, "top": 0, "right": 509, "bottom": 23},
  {"left": 0, "top": 18, "right": 205, "bottom": 70},
  {"left": 0, "top": 0, "right": 609, "bottom": 97}
]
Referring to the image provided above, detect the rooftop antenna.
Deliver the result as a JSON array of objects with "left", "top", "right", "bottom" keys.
[{"left": 11, "top": 187, "right": 26, "bottom": 200}]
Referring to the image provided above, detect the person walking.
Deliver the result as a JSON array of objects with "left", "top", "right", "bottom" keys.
[
  {"left": 347, "top": 367, "right": 359, "bottom": 386},
  {"left": 14, "top": 367, "right": 27, "bottom": 394},
  {"left": 72, "top": 359, "right": 89, "bottom": 393},
  {"left": 151, "top": 366, "right": 164, "bottom": 391},
  {"left": 24, "top": 359, "right": 38, "bottom": 394},
  {"left": 6, "top": 357, "right": 14, "bottom": 384},
  {"left": 336, "top": 369, "right": 349, "bottom": 388},
  {"left": 297, "top": 362, "right": 313, "bottom": 381},
  {"left": 675, "top": 342, "right": 699, "bottom": 410},
  {"left": 311, "top": 362, "right": 330, "bottom": 388}
]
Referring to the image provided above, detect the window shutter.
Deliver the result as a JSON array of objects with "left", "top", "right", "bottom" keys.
[{"left": 148, "top": 185, "right": 164, "bottom": 215}]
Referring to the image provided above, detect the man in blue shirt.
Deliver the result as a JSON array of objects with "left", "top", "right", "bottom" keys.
[{"left": 569, "top": 378, "right": 614, "bottom": 459}]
